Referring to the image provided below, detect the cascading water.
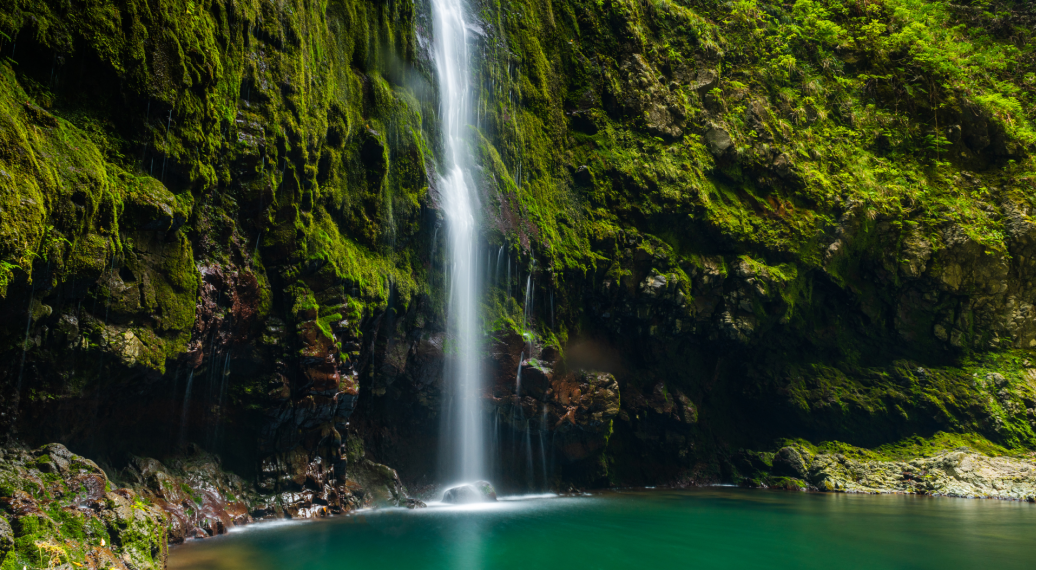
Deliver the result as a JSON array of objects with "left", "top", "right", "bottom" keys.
[
  {"left": 433, "top": 0, "right": 484, "bottom": 483},
  {"left": 179, "top": 369, "right": 195, "bottom": 446}
]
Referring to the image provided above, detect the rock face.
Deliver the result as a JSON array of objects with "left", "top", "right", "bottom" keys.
[
  {"left": 485, "top": 329, "right": 626, "bottom": 487},
  {"left": 618, "top": 55, "right": 686, "bottom": 139},
  {"left": 442, "top": 481, "right": 498, "bottom": 504},
  {"left": 0, "top": 4, "right": 1033, "bottom": 567}
]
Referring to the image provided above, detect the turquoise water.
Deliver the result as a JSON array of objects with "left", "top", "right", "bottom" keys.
[{"left": 169, "top": 489, "right": 1035, "bottom": 569}]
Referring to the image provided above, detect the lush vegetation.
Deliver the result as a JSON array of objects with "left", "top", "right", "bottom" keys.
[{"left": 0, "top": 0, "right": 1031, "bottom": 533}]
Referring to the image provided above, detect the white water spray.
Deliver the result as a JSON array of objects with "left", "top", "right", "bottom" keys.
[{"left": 433, "top": 0, "right": 484, "bottom": 482}]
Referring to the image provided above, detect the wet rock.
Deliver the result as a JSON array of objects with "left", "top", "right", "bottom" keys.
[
  {"left": 442, "top": 481, "right": 498, "bottom": 504},
  {"left": 746, "top": 98, "right": 774, "bottom": 142},
  {"left": 122, "top": 449, "right": 263, "bottom": 543},
  {"left": 34, "top": 443, "right": 75, "bottom": 475},
  {"left": 649, "top": 382, "right": 674, "bottom": 416},
  {"left": 0, "top": 446, "right": 168, "bottom": 570},
  {"left": 122, "top": 177, "right": 188, "bottom": 232},
  {"left": 0, "top": 515, "right": 12, "bottom": 562},
  {"left": 676, "top": 393, "right": 698, "bottom": 424},
  {"left": 807, "top": 451, "right": 1036, "bottom": 500},
  {"left": 704, "top": 127, "right": 733, "bottom": 156},
  {"left": 734, "top": 450, "right": 773, "bottom": 474},
  {"left": 406, "top": 498, "right": 427, "bottom": 509},
  {"left": 620, "top": 54, "right": 685, "bottom": 138},
  {"left": 346, "top": 459, "right": 408, "bottom": 507},
  {"left": 22, "top": 101, "right": 59, "bottom": 127},
  {"left": 772, "top": 446, "right": 812, "bottom": 479},
  {"left": 899, "top": 229, "right": 933, "bottom": 278},
  {"left": 519, "top": 359, "right": 553, "bottom": 398},
  {"left": 693, "top": 68, "right": 719, "bottom": 96},
  {"left": 772, "top": 153, "right": 793, "bottom": 178}
]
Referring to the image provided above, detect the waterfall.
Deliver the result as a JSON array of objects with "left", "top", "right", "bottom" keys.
[
  {"left": 540, "top": 404, "right": 548, "bottom": 490},
  {"left": 524, "top": 420, "right": 534, "bottom": 490},
  {"left": 495, "top": 246, "right": 503, "bottom": 289},
  {"left": 522, "top": 273, "right": 533, "bottom": 353},
  {"left": 515, "top": 352, "right": 524, "bottom": 395},
  {"left": 433, "top": 0, "right": 484, "bottom": 482},
  {"left": 211, "top": 352, "right": 231, "bottom": 449}
]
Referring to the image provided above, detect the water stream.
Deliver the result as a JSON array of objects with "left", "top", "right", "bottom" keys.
[{"left": 433, "top": 0, "right": 484, "bottom": 483}]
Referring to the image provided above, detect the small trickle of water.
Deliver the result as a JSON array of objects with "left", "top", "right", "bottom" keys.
[
  {"left": 550, "top": 290, "right": 555, "bottom": 329},
  {"left": 524, "top": 421, "right": 534, "bottom": 490},
  {"left": 179, "top": 369, "right": 195, "bottom": 446},
  {"left": 515, "top": 352, "right": 524, "bottom": 395},
  {"left": 522, "top": 273, "right": 533, "bottom": 353},
  {"left": 540, "top": 404, "right": 549, "bottom": 490},
  {"left": 212, "top": 352, "right": 231, "bottom": 448},
  {"left": 16, "top": 286, "right": 35, "bottom": 396}
]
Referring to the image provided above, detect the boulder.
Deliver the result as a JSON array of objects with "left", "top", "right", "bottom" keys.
[
  {"left": 441, "top": 481, "right": 498, "bottom": 504},
  {"left": 693, "top": 68, "right": 719, "bottom": 95},
  {"left": 704, "top": 127, "right": 733, "bottom": 156},
  {"left": 34, "top": 443, "right": 73, "bottom": 475},
  {"left": 772, "top": 446, "right": 812, "bottom": 479}
]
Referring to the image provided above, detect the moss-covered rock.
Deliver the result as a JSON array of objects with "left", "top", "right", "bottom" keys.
[{"left": 0, "top": 443, "right": 167, "bottom": 570}]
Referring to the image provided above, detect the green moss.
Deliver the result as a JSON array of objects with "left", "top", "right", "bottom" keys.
[{"left": 804, "top": 430, "right": 1020, "bottom": 462}]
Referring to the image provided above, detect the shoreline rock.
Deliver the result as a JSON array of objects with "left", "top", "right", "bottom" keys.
[
  {"left": 736, "top": 445, "right": 1036, "bottom": 502},
  {"left": 809, "top": 449, "right": 1036, "bottom": 501}
]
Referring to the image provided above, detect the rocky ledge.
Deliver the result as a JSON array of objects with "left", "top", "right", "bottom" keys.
[
  {"left": 0, "top": 442, "right": 413, "bottom": 569},
  {"left": 0, "top": 444, "right": 168, "bottom": 570},
  {"left": 737, "top": 445, "right": 1036, "bottom": 501}
]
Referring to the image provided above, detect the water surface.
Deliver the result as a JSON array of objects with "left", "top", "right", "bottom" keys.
[{"left": 169, "top": 489, "right": 1035, "bottom": 569}]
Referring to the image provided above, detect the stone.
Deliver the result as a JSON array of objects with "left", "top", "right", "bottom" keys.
[
  {"left": 123, "top": 177, "right": 187, "bottom": 232},
  {"left": 772, "top": 446, "right": 811, "bottom": 479},
  {"left": 620, "top": 54, "right": 685, "bottom": 138},
  {"left": 441, "top": 481, "right": 498, "bottom": 504},
  {"left": 520, "top": 360, "right": 553, "bottom": 398},
  {"left": 899, "top": 229, "right": 933, "bottom": 278},
  {"left": 0, "top": 515, "right": 12, "bottom": 563},
  {"left": 693, "top": 68, "right": 719, "bottom": 95},
  {"left": 704, "top": 127, "right": 733, "bottom": 156},
  {"left": 735, "top": 450, "right": 773, "bottom": 473},
  {"left": 677, "top": 393, "right": 698, "bottom": 424},
  {"left": 807, "top": 451, "right": 1035, "bottom": 500}
]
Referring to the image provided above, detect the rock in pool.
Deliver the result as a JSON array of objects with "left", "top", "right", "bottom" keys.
[{"left": 442, "top": 481, "right": 498, "bottom": 504}]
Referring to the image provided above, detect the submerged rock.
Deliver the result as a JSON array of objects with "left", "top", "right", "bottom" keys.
[{"left": 442, "top": 481, "right": 498, "bottom": 504}]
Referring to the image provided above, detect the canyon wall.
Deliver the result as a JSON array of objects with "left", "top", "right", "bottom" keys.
[{"left": 0, "top": 0, "right": 1033, "bottom": 564}]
